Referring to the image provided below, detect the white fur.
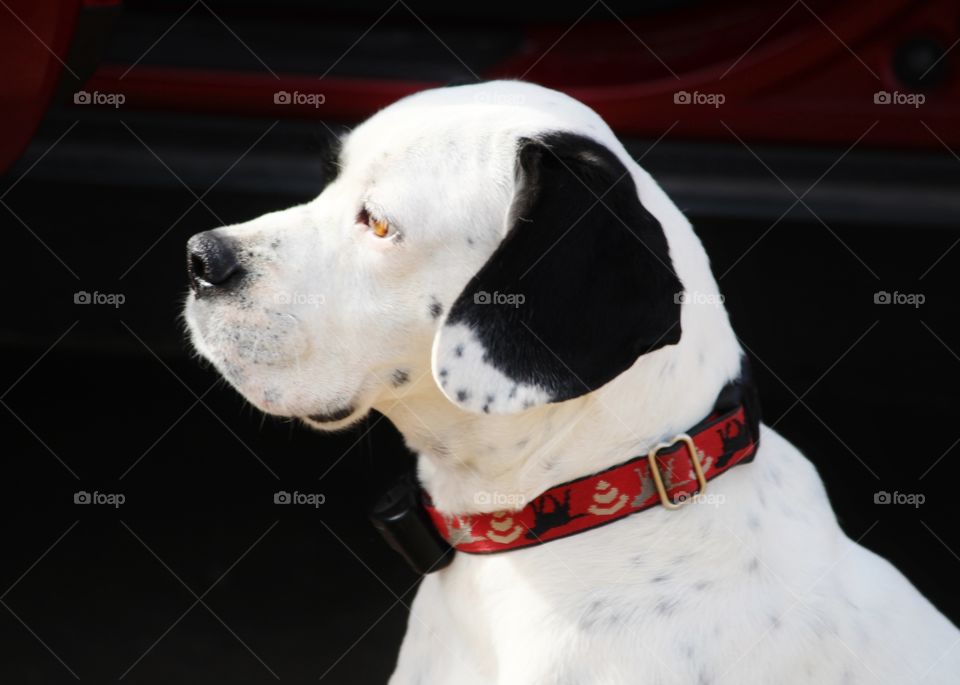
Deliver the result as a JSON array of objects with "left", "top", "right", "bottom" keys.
[{"left": 185, "top": 81, "right": 959, "bottom": 684}]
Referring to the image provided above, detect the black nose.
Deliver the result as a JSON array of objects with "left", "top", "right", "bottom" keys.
[{"left": 187, "top": 231, "right": 242, "bottom": 293}]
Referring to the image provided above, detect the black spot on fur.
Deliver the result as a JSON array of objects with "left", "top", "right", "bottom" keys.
[
  {"left": 578, "top": 599, "right": 625, "bottom": 631},
  {"left": 429, "top": 298, "right": 443, "bottom": 319},
  {"left": 454, "top": 344, "right": 464, "bottom": 358},
  {"left": 443, "top": 132, "right": 682, "bottom": 405},
  {"left": 767, "top": 466, "right": 782, "bottom": 486},
  {"left": 659, "top": 358, "right": 677, "bottom": 379},
  {"left": 654, "top": 597, "right": 681, "bottom": 616},
  {"left": 456, "top": 389, "right": 470, "bottom": 402}
]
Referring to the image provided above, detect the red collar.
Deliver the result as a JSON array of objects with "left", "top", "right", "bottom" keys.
[
  {"left": 424, "top": 402, "right": 759, "bottom": 554},
  {"left": 370, "top": 366, "right": 761, "bottom": 573}
]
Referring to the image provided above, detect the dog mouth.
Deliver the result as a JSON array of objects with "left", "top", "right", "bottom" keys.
[
  {"left": 186, "top": 297, "right": 370, "bottom": 427},
  {"left": 306, "top": 405, "right": 356, "bottom": 423}
]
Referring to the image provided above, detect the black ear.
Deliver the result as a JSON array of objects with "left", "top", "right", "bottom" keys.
[{"left": 431, "top": 132, "right": 683, "bottom": 414}]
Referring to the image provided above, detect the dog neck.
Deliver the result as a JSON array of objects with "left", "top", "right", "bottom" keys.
[
  {"left": 377, "top": 181, "right": 743, "bottom": 515},
  {"left": 376, "top": 294, "right": 742, "bottom": 515}
]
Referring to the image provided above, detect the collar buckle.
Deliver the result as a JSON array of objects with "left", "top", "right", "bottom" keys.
[{"left": 646, "top": 433, "right": 707, "bottom": 510}]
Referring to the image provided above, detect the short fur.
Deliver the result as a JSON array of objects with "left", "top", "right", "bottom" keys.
[{"left": 185, "top": 80, "right": 959, "bottom": 684}]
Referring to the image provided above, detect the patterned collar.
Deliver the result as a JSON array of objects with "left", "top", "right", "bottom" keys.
[
  {"left": 425, "top": 403, "right": 759, "bottom": 554},
  {"left": 371, "top": 362, "right": 761, "bottom": 573}
]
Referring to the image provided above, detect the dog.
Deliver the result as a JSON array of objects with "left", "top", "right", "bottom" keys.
[{"left": 184, "top": 81, "right": 959, "bottom": 684}]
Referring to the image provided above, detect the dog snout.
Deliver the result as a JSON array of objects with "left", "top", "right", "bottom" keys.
[{"left": 187, "top": 231, "right": 243, "bottom": 294}]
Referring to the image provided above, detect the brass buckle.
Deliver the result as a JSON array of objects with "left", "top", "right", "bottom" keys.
[{"left": 646, "top": 434, "right": 707, "bottom": 510}]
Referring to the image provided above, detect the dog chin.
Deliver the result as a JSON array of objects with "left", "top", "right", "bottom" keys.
[
  {"left": 302, "top": 405, "right": 368, "bottom": 430},
  {"left": 224, "top": 377, "right": 367, "bottom": 426},
  {"left": 232, "top": 384, "right": 369, "bottom": 429}
]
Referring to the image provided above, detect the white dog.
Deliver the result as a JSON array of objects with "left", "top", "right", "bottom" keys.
[{"left": 184, "top": 81, "right": 958, "bottom": 684}]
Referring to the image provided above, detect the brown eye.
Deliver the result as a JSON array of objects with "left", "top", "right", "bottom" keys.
[
  {"left": 357, "top": 207, "right": 392, "bottom": 238},
  {"left": 371, "top": 217, "right": 390, "bottom": 238}
]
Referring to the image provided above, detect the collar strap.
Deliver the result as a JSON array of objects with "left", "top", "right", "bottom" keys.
[
  {"left": 371, "top": 360, "right": 761, "bottom": 572},
  {"left": 424, "top": 401, "right": 759, "bottom": 554}
]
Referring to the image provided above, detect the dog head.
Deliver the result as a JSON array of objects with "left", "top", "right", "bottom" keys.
[{"left": 184, "top": 81, "right": 689, "bottom": 429}]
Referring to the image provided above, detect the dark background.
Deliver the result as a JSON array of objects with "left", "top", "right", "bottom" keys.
[{"left": 2, "top": 1, "right": 959, "bottom": 683}]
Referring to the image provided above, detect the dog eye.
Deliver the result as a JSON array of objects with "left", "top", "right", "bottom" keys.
[
  {"left": 358, "top": 207, "right": 392, "bottom": 239},
  {"left": 371, "top": 218, "right": 390, "bottom": 238}
]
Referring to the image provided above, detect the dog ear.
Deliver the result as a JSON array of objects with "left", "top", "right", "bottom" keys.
[{"left": 431, "top": 131, "right": 683, "bottom": 414}]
